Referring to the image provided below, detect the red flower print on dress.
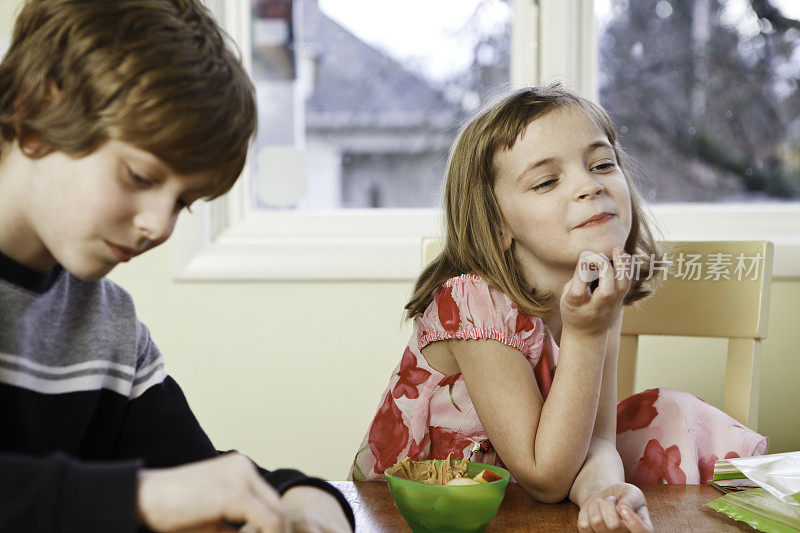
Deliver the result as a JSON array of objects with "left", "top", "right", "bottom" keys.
[
  {"left": 438, "top": 374, "right": 460, "bottom": 388},
  {"left": 617, "top": 388, "right": 660, "bottom": 434},
  {"left": 698, "top": 452, "right": 739, "bottom": 484},
  {"left": 408, "top": 433, "right": 431, "bottom": 460},
  {"left": 437, "top": 373, "right": 463, "bottom": 412},
  {"left": 698, "top": 454, "right": 717, "bottom": 484},
  {"left": 368, "top": 393, "right": 409, "bottom": 473},
  {"left": 435, "top": 286, "right": 461, "bottom": 333},
  {"left": 430, "top": 426, "right": 473, "bottom": 460},
  {"left": 515, "top": 311, "right": 536, "bottom": 334},
  {"left": 392, "top": 348, "right": 431, "bottom": 400},
  {"left": 628, "top": 439, "right": 687, "bottom": 484}
]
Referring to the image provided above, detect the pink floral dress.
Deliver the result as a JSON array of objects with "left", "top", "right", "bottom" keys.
[{"left": 350, "top": 274, "right": 768, "bottom": 485}]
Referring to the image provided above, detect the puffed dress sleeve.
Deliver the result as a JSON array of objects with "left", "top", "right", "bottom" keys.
[{"left": 415, "top": 274, "right": 549, "bottom": 364}]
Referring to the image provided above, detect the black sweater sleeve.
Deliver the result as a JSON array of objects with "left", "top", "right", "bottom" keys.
[
  {"left": 0, "top": 377, "right": 354, "bottom": 532},
  {"left": 116, "top": 376, "right": 355, "bottom": 530},
  {"left": 0, "top": 451, "right": 141, "bottom": 533}
]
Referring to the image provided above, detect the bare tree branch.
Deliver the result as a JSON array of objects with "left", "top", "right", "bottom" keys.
[{"left": 749, "top": 0, "right": 800, "bottom": 32}]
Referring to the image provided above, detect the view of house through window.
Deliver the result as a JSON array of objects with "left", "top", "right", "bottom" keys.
[
  {"left": 250, "top": 0, "right": 511, "bottom": 209},
  {"left": 250, "top": 0, "right": 799, "bottom": 209},
  {"left": 596, "top": 0, "right": 800, "bottom": 203}
]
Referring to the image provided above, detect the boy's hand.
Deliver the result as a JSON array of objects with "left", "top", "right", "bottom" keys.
[
  {"left": 137, "top": 452, "right": 285, "bottom": 532},
  {"left": 280, "top": 485, "right": 352, "bottom": 532},
  {"left": 561, "top": 247, "right": 633, "bottom": 337},
  {"left": 577, "top": 482, "right": 653, "bottom": 533}
]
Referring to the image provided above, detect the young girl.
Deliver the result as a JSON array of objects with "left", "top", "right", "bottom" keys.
[{"left": 350, "top": 85, "right": 767, "bottom": 532}]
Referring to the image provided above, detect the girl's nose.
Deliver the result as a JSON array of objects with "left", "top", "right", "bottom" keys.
[{"left": 575, "top": 171, "right": 605, "bottom": 200}]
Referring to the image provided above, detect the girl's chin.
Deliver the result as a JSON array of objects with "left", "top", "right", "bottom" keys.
[{"left": 577, "top": 245, "right": 625, "bottom": 261}]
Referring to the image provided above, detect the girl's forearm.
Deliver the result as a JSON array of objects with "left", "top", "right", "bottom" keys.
[
  {"left": 522, "top": 328, "right": 608, "bottom": 499},
  {"left": 568, "top": 437, "right": 625, "bottom": 506}
]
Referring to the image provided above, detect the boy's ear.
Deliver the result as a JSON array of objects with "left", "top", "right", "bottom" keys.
[
  {"left": 15, "top": 80, "right": 62, "bottom": 158},
  {"left": 17, "top": 131, "right": 47, "bottom": 158}
]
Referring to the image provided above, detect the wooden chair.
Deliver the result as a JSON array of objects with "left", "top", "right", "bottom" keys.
[
  {"left": 619, "top": 240, "right": 773, "bottom": 431},
  {"left": 421, "top": 238, "right": 773, "bottom": 430}
]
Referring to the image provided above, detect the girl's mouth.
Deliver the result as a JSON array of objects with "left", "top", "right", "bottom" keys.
[{"left": 576, "top": 213, "right": 615, "bottom": 229}]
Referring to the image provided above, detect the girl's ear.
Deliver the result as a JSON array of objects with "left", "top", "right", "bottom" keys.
[{"left": 500, "top": 229, "right": 513, "bottom": 251}]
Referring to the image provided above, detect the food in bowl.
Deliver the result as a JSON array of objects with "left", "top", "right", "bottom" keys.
[
  {"left": 387, "top": 454, "right": 503, "bottom": 486},
  {"left": 384, "top": 456, "right": 510, "bottom": 532}
]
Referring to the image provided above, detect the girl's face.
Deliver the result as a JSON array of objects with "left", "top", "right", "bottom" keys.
[{"left": 493, "top": 105, "right": 632, "bottom": 279}]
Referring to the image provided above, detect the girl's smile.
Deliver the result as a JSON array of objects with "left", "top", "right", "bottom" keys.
[{"left": 574, "top": 212, "right": 617, "bottom": 229}]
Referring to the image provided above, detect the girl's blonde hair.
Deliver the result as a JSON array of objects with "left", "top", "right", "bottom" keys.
[
  {"left": 405, "top": 84, "right": 663, "bottom": 320},
  {"left": 0, "top": 0, "right": 255, "bottom": 199}
]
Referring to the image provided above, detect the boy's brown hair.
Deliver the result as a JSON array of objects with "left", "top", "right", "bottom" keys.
[
  {"left": 406, "top": 84, "right": 664, "bottom": 320},
  {"left": 0, "top": 0, "right": 256, "bottom": 198}
]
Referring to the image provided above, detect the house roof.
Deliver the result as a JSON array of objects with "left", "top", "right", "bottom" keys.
[{"left": 302, "top": 0, "right": 460, "bottom": 130}]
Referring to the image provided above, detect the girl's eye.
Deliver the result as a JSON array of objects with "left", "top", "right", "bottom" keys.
[
  {"left": 592, "top": 162, "right": 616, "bottom": 172},
  {"left": 533, "top": 178, "right": 558, "bottom": 191}
]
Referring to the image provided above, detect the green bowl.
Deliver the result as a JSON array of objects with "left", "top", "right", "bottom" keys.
[{"left": 384, "top": 461, "right": 510, "bottom": 533}]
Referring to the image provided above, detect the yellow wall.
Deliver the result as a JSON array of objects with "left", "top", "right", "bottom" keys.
[
  {"left": 108, "top": 241, "right": 416, "bottom": 480},
  {"left": 0, "top": 3, "right": 17, "bottom": 58},
  {"left": 106, "top": 239, "right": 800, "bottom": 480}
]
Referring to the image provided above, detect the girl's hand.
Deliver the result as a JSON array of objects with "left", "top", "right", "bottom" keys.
[
  {"left": 577, "top": 482, "right": 653, "bottom": 533},
  {"left": 560, "top": 247, "right": 634, "bottom": 336}
]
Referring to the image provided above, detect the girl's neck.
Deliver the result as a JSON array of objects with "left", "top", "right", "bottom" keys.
[
  {"left": 542, "top": 315, "right": 562, "bottom": 347},
  {"left": 514, "top": 250, "right": 572, "bottom": 347}
]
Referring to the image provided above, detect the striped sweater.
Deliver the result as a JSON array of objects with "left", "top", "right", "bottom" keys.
[{"left": 0, "top": 251, "right": 353, "bottom": 532}]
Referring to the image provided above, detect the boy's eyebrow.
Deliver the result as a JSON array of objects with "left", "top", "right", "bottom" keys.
[{"left": 123, "top": 147, "right": 170, "bottom": 176}]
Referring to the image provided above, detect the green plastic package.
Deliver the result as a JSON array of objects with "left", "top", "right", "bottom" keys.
[
  {"left": 708, "top": 452, "right": 800, "bottom": 531},
  {"left": 706, "top": 488, "right": 800, "bottom": 532},
  {"left": 713, "top": 452, "right": 800, "bottom": 506}
]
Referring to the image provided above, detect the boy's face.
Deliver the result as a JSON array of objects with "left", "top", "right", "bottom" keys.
[{"left": 22, "top": 139, "right": 210, "bottom": 281}]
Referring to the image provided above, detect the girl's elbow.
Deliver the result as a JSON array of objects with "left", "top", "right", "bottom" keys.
[
  {"left": 527, "top": 486, "right": 571, "bottom": 504},
  {"left": 518, "top": 474, "right": 572, "bottom": 504}
]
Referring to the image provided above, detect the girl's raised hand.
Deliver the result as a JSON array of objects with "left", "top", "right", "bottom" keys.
[
  {"left": 577, "top": 483, "right": 654, "bottom": 533},
  {"left": 560, "top": 246, "right": 634, "bottom": 336}
]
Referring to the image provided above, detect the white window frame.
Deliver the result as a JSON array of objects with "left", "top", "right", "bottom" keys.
[{"left": 174, "top": 0, "right": 800, "bottom": 281}]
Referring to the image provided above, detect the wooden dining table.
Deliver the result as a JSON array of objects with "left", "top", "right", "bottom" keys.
[{"left": 330, "top": 481, "right": 754, "bottom": 532}]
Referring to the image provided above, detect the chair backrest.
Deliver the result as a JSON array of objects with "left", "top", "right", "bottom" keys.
[
  {"left": 619, "top": 240, "right": 773, "bottom": 431},
  {"left": 420, "top": 238, "right": 773, "bottom": 430},
  {"left": 421, "top": 237, "right": 445, "bottom": 266}
]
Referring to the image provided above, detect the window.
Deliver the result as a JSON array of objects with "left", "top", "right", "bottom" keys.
[
  {"left": 175, "top": 0, "right": 799, "bottom": 280},
  {"left": 250, "top": 0, "right": 513, "bottom": 210},
  {"left": 596, "top": 0, "right": 800, "bottom": 203}
]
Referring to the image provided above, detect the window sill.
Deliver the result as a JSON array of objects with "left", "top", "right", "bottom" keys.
[{"left": 173, "top": 200, "right": 800, "bottom": 281}]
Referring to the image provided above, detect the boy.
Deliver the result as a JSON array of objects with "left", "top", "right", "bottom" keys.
[{"left": 0, "top": 1, "right": 353, "bottom": 531}]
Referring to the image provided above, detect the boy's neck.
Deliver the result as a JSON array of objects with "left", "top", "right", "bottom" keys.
[{"left": 0, "top": 143, "right": 56, "bottom": 273}]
